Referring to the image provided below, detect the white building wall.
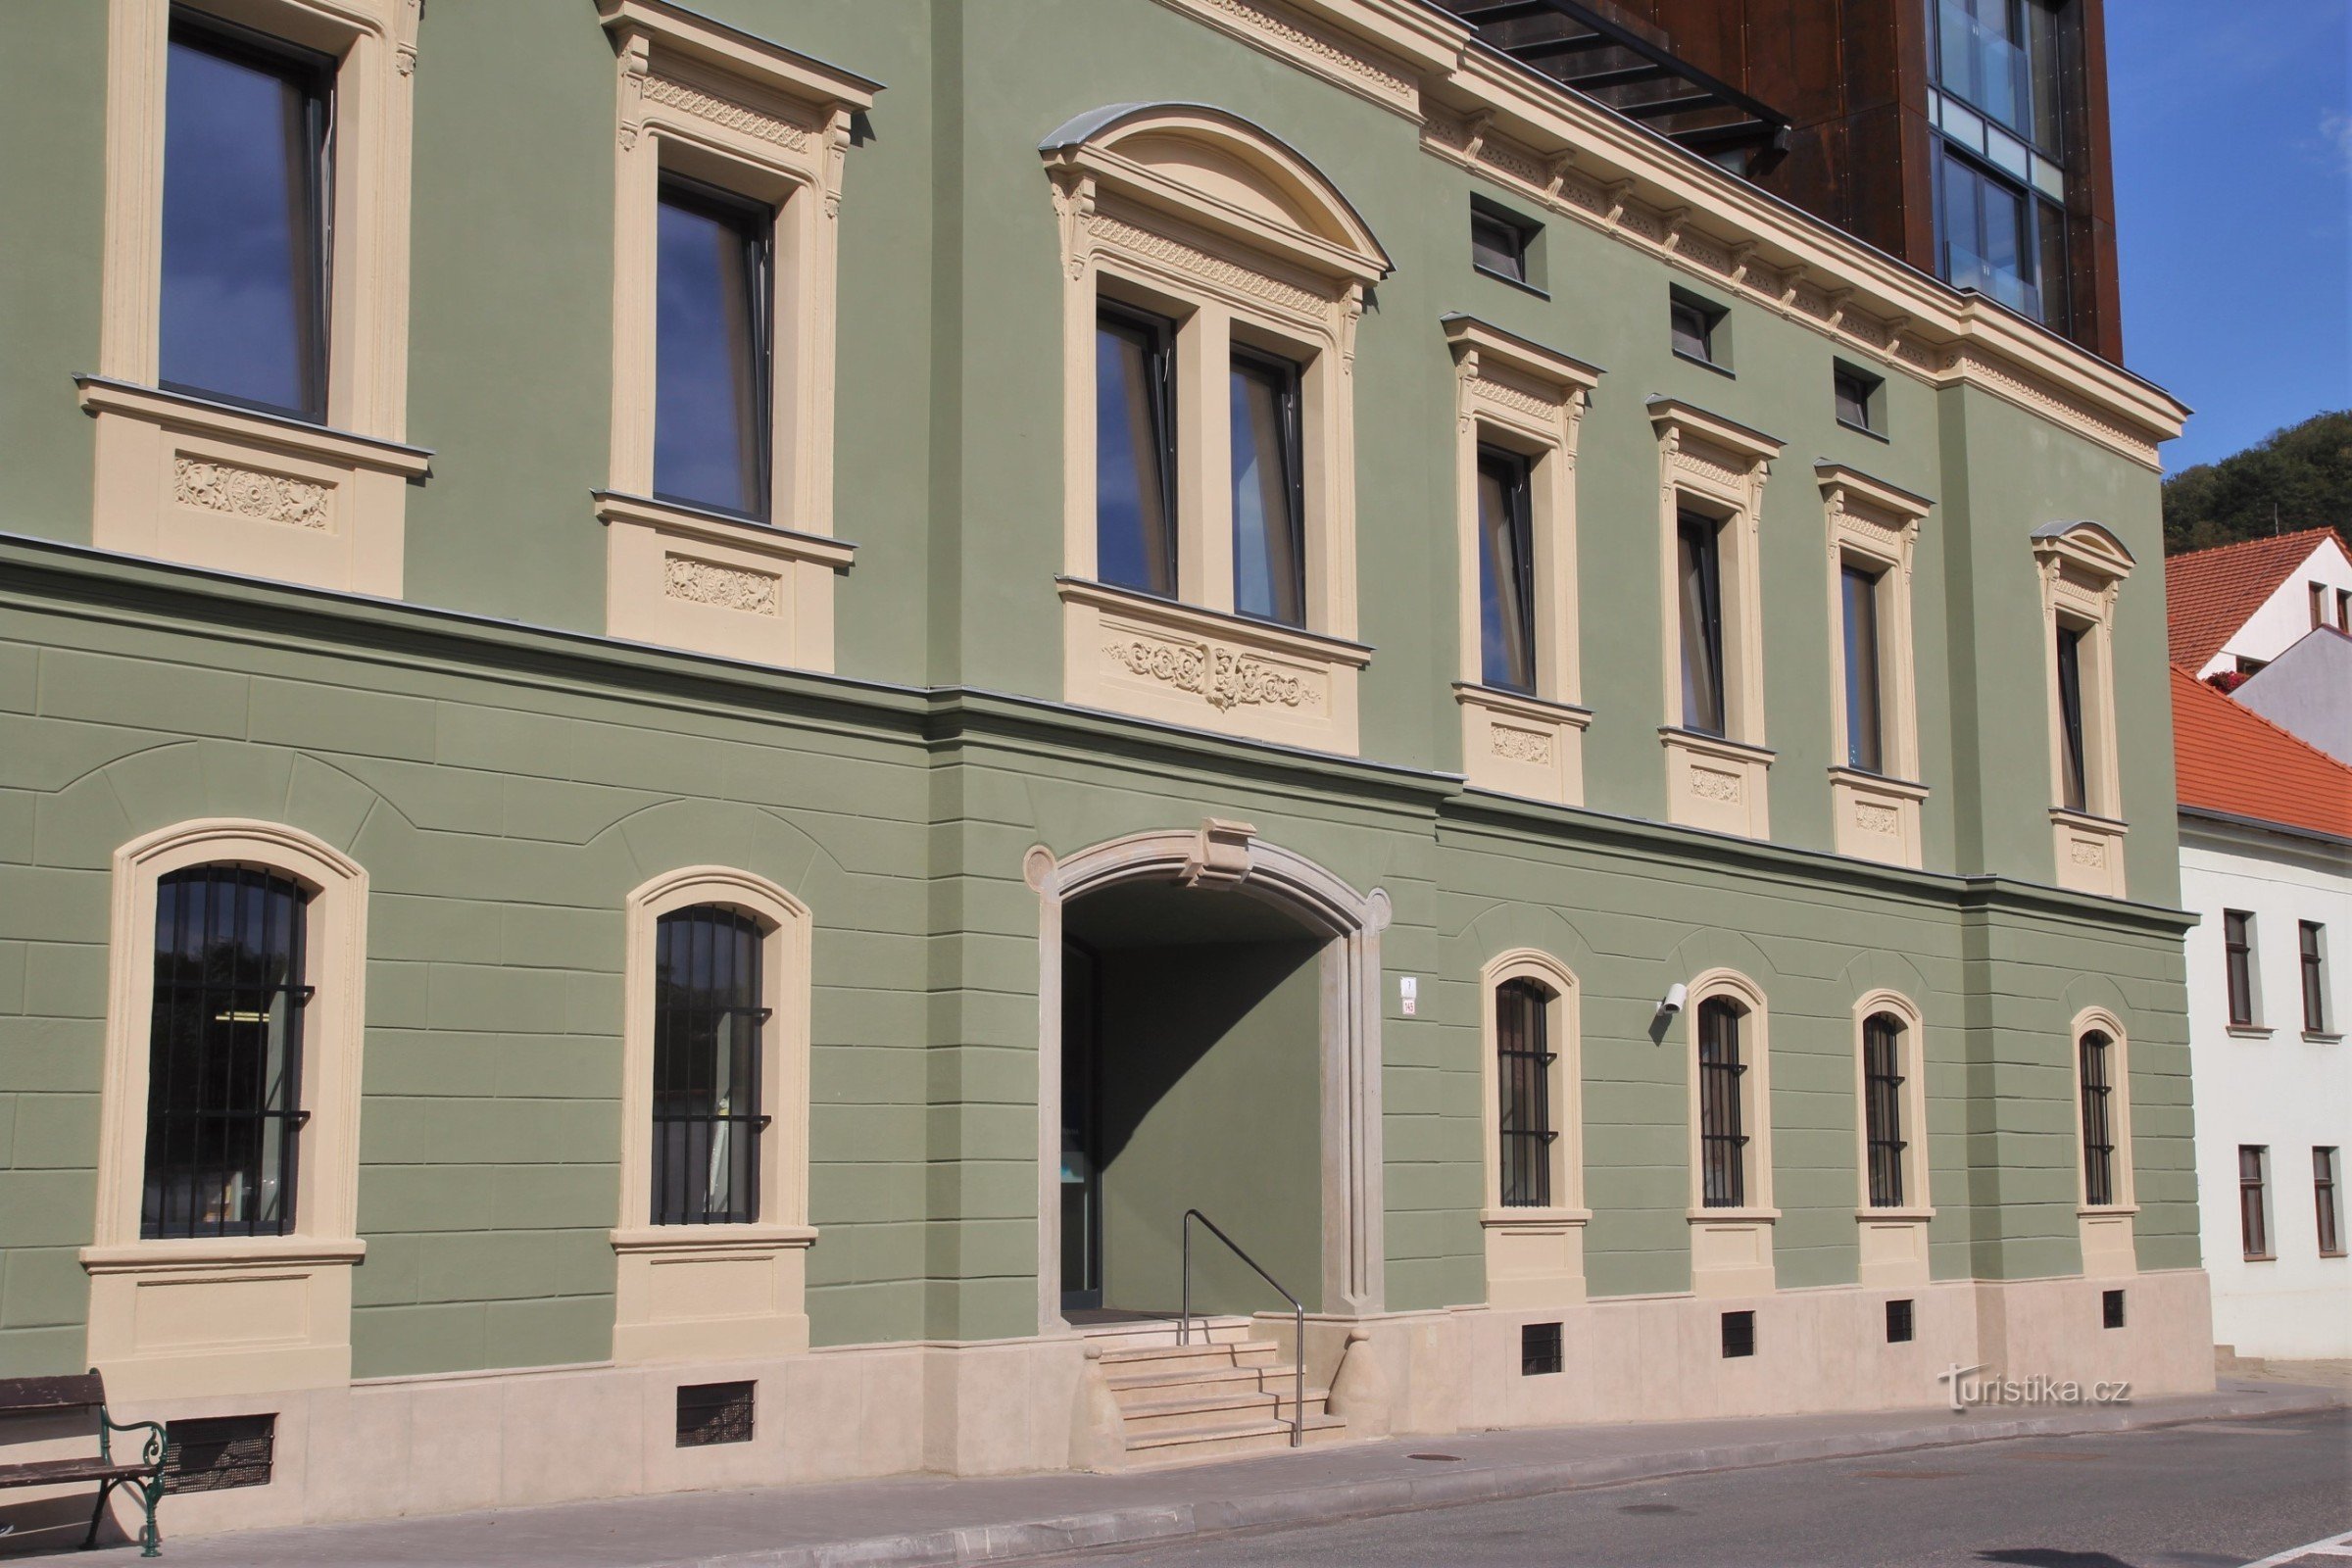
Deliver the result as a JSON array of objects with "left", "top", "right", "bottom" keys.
[
  {"left": 2180, "top": 818, "right": 2352, "bottom": 1358},
  {"left": 2200, "top": 535, "right": 2352, "bottom": 677}
]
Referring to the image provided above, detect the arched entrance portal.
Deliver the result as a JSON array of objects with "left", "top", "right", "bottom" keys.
[{"left": 1027, "top": 821, "right": 1390, "bottom": 1334}]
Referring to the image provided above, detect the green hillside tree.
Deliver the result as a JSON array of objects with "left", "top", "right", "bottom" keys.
[{"left": 2162, "top": 410, "right": 2352, "bottom": 555}]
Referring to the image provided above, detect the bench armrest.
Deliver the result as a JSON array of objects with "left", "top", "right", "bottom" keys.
[{"left": 97, "top": 1410, "right": 167, "bottom": 1471}]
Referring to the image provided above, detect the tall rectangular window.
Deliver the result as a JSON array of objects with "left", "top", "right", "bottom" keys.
[
  {"left": 651, "top": 906, "right": 768, "bottom": 1226},
  {"left": 2316, "top": 1148, "right": 2343, "bottom": 1257},
  {"left": 1841, "top": 563, "right": 1887, "bottom": 773},
  {"left": 160, "top": 17, "right": 334, "bottom": 421},
  {"left": 1862, "top": 1012, "right": 1907, "bottom": 1208},
  {"left": 144, "top": 867, "right": 312, "bottom": 1239},
  {"left": 2303, "top": 921, "right": 2330, "bottom": 1033},
  {"left": 2054, "top": 622, "right": 2088, "bottom": 812},
  {"left": 1678, "top": 512, "right": 1728, "bottom": 736},
  {"left": 1096, "top": 305, "right": 1177, "bottom": 599},
  {"left": 1697, "top": 999, "right": 1748, "bottom": 1208},
  {"left": 2238, "top": 1146, "right": 2271, "bottom": 1260},
  {"left": 2224, "top": 910, "right": 2257, "bottom": 1027},
  {"left": 654, "top": 178, "right": 773, "bottom": 520},
  {"left": 2078, "top": 1029, "right": 2115, "bottom": 1207},
  {"left": 1230, "top": 349, "right": 1305, "bottom": 626},
  {"left": 1939, "top": 148, "right": 2035, "bottom": 318},
  {"left": 1495, "top": 980, "right": 1557, "bottom": 1207},
  {"left": 1477, "top": 449, "right": 1537, "bottom": 694}
]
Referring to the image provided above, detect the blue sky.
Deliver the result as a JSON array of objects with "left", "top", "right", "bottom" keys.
[{"left": 2107, "top": 0, "right": 2351, "bottom": 473}]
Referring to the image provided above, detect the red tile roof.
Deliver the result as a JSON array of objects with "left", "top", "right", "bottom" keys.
[
  {"left": 2171, "top": 665, "right": 2352, "bottom": 840},
  {"left": 2164, "top": 527, "right": 2348, "bottom": 670}
]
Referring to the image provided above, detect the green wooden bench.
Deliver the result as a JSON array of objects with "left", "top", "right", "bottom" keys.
[{"left": 0, "top": 1373, "right": 166, "bottom": 1557}]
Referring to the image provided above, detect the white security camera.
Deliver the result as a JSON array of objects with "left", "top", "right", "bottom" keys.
[{"left": 1658, "top": 982, "right": 1689, "bottom": 1016}]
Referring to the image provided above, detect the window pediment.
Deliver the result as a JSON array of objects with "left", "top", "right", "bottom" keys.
[{"left": 1042, "top": 102, "right": 1389, "bottom": 285}]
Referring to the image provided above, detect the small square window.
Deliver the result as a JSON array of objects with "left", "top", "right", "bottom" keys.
[
  {"left": 163, "top": 1414, "right": 276, "bottom": 1494},
  {"left": 1886, "top": 1298, "right": 1915, "bottom": 1344},
  {"left": 1671, "top": 289, "right": 1728, "bottom": 368},
  {"left": 1721, "top": 1309, "right": 1756, "bottom": 1358},
  {"left": 2100, "top": 1289, "right": 2126, "bottom": 1330},
  {"left": 1477, "top": 204, "right": 1533, "bottom": 283},
  {"left": 1834, "top": 362, "right": 1884, "bottom": 434},
  {"left": 676, "top": 1380, "right": 757, "bottom": 1446},
  {"left": 1520, "top": 1321, "right": 1563, "bottom": 1376}
]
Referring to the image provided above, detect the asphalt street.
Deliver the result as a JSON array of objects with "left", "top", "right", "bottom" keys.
[{"left": 1064, "top": 1409, "right": 2352, "bottom": 1568}]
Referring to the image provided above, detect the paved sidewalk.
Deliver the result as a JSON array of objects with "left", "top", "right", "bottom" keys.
[{"left": 76, "top": 1380, "right": 2346, "bottom": 1568}]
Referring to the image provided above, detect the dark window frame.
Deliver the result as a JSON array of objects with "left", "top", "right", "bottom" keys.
[
  {"left": 1885, "top": 1298, "right": 1915, "bottom": 1343},
  {"left": 1470, "top": 196, "right": 1542, "bottom": 292},
  {"left": 1697, "top": 998, "right": 1749, "bottom": 1209},
  {"left": 1721, "top": 1309, "right": 1755, "bottom": 1358},
  {"left": 1840, "top": 559, "right": 1888, "bottom": 774},
  {"left": 2316, "top": 1147, "right": 2343, "bottom": 1258},
  {"left": 1678, "top": 510, "right": 1729, "bottom": 737},
  {"left": 1495, "top": 977, "right": 1558, "bottom": 1208},
  {"left": 143, "top": 864, "right": 314, "bottom": 1241},
  {"left": 1520, "top": 1320, "right": 1563, "bottom": 1376},
  {"left": 2223, "top": 910, "right": 2257, "bottom": 1027},
  {"left": 1833, "top": 362, "right": 1884, "bottom": 435},
  {"left": 160, "top": 10, "right": 338, "bottom": 424},
  {"left": 652, "top": 172, "right": 777, "bottom": 522},
  {"left": 1862, "top": 1011, "right": 1908, "bottom": 1209},
  {"left": 1228, "top": 343, "right": 1307, "bottom": 628},
  {"left": 1476, "top": 445, "right": 1539, "bottom": 696},
  {"left": 1669, "top": 288, "right": 1728, "bottom": 369},
  {"left": 2054, "top": 619, "right": 2089, "bottom": 812},
  {"left": 650, "top": 904, "right": 771, "bottom": 1227},
  {"left": 2078, "top": 1029, "right": 2116, "bottom": 1208},
  {"left": 2238, "top": 1145, "right": 2271, "bottom": 1260},
  {"left": 2301, "top": 921, "right": 2329, "bottom": 1034},
  {"left": 1094, "top": 300, "right": 1181, "bottom": 601}
]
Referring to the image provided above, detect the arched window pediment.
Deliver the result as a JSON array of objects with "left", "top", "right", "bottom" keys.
[{"left": 1041, "top": 102, "right": 1389, "bottom": 284}]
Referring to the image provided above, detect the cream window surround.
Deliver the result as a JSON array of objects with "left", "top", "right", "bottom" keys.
[
  {"left": 1651, "top": 398, "right": 1783, "bottom": 839},
  {"left": 1819, "top": 464, "right": 1932, "bottom": 868},
  {"left": 1684, "top": 968, "right": 1777, "bottom": 1298},
  {"left": 84, "top": 819, "right": 368, "bottom": 1399},
  {"left": 2032, "top": 520, "right": 2134, "bottom": 897},
  {"left": 612, "top": 865, "right": 815, "bottom": 1364},
  {"left": 1044, "top": 102, "right": 1390, "bottom": 756},
  {"left": 1479, "top": 950, "right": 1588, "bottom": 1308},
  {"left": 1852, "top": 989, "right": 1935, "bottom": 1289},
  {"left": 597, "top": 0, "right": 876, "bottom": 672},
  {"left": 2070, "top": 1006, "right": 2137, "bottom": 1279},
  {"left": 1445, "top": 317, "right": 1602, "bottom": 807},
  {"left": 85, "top": 0, "right": 428, "bottom": 597}
]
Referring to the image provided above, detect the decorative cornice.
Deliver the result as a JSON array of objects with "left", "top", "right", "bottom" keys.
[
  {"left": 640, "top": 72, "right": 811, "bottom": 150},
  {"left": 1155, "top": 0, "right": 1422, "bottom": 115},
  {"left": 1089, "top": 211, "right": 1329, "bottom": 317}
]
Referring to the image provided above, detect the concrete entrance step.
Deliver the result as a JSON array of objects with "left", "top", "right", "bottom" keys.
[
  {"left": 1071, "top": 1314, "right": 1254, "bottom": 1351},
  {"left": 1104, "top": 1358, "right": 1304, "bottom": 1401},
  {"left": 1098, "top": 1339, "right": 1282, "bottom": 1380},
  {"left": 1121, "top": 1410, "right": 1351, "bottom": 1468},
  {"left": 1115, "top": 1383, "right": 1334, "bottom": 1438}
]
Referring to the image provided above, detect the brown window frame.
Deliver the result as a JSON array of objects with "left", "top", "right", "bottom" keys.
[
  {"left": 2223, "top": 909, "right": 2257, "bottom": 1027},
  {"left": 2238, "top": 1145, "right": 2271, "bottom": 1260}
]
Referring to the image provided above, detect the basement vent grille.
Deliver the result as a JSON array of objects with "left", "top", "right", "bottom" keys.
[
  {"left": 1520, "top": 1321, "right": 1563, "bottom": 1376},
  {"left": 676, "top": 1380, "right": 757, "bottom": 1446},
  {"left": 1886, "top": 1298, "right": 1915, "bottom": 1344},
  {"left": 1721, "top": 1310, "right": 1756, "bottom": 1358},
  {"left": 162, "top": 1414, "right": 275, "bottom": 1494},
  {"left": 2101, "top": 1289, "right": 2126, "bottom": 1330}
]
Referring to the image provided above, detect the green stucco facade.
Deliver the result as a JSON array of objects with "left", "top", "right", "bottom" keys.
[{"left": 0, "top": 0, "right": 2194, "bottom": 1393}]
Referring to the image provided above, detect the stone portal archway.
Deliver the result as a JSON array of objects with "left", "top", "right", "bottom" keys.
[{"left": 1026, "top": 819, "right": 1391, "bottom": 1333}]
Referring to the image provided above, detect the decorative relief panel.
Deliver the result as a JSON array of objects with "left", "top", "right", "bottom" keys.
[
  {"left": 1088, "top": 210, "right": 1328, "bottom": 318},
  {"left": 1829, "top": 768, "right": 1927, "bottom": 868},
  {"left": 1690, "top": 767, "right": 1744, "bottom": 805},
  {"left": 172, "top": 457, "right": 331, "bottom": 530},
  {"left": 639, "top": 72, "right": 812, "bottom": 151},
  {"left": 1491, "top": 724, "right": 1552, "bottom": 764},
  {"left": 1165, "top": 0, "right": 1420, "bottom": 114},
  {"left": 1854, "top": 801, "right": 1900, "bottom": 837},
  {"left": 1063, "top": 580, "right": 1365, "bottom": 754},
  {"left": 663, "top": 553, "right": 779, "bottom": 615}
]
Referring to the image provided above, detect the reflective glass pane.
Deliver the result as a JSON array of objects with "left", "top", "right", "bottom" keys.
[
  {"left": 1231, "top": 356, "right": 1303, "bottom": 625},
  {"left": 161, "top": 28, "right": 329, "bottom": 418},
  {"left": 1096, "top": 317, "right": 1175, "bottom": 597},
  {"left": 1678, "top": 515, "right": 1726, "bottom": 735},
  {"left": 1477, "top": 453, "right": 1536, "bottom": 692},
  {"left": 655, "top": 189, "right": 771, "bottom": 517},
  {"left": 1842, "top": 564, "right": 1885, "bottom": 772}
]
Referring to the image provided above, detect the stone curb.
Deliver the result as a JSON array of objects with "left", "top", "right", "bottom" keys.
[{"left": 644, "top": 1388, "right": 2348, "bottom": 1568}]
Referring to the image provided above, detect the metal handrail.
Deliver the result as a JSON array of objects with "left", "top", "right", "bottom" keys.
[{"left": 1179, "top": 1208, "right": 1304, "bottom": 1448}]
